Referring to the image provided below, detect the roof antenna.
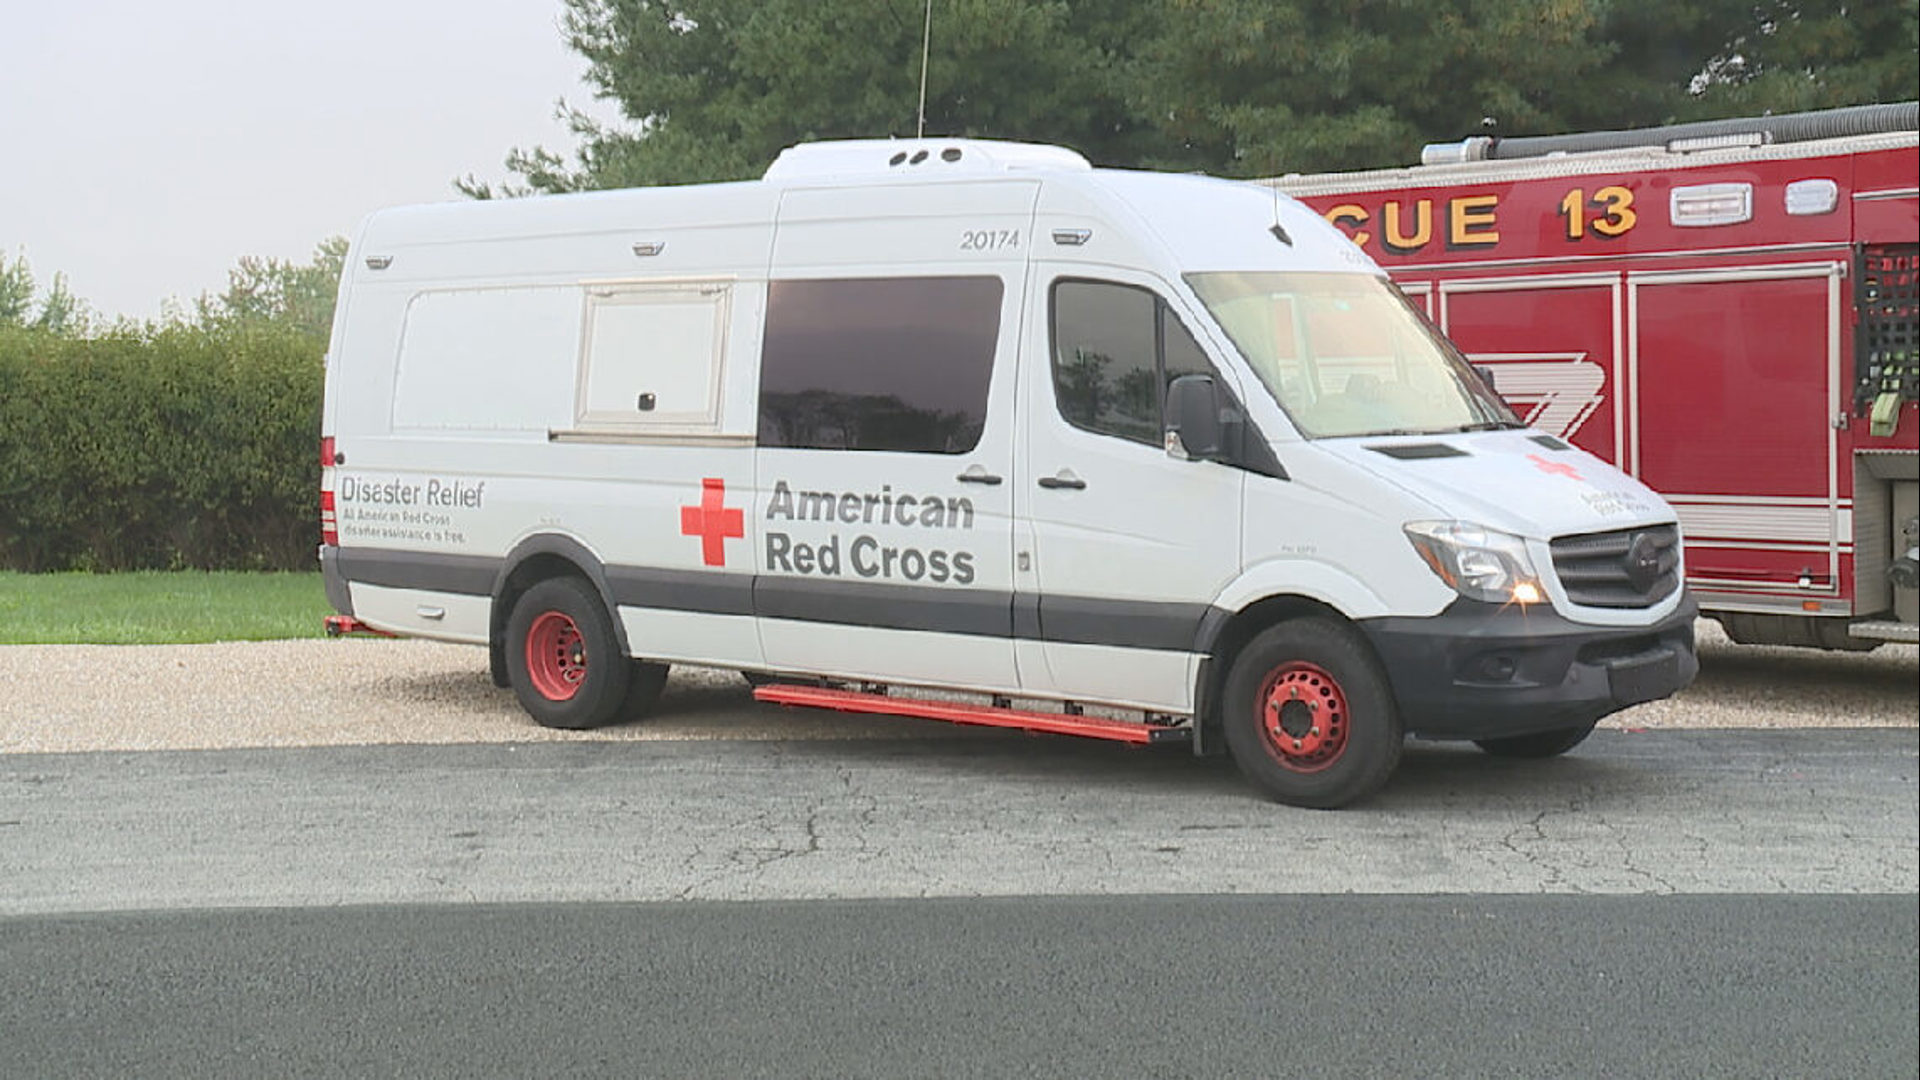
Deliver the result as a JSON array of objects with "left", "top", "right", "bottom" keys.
[{"left": 916, "top": 0, "right": 933, "bottom": 138}]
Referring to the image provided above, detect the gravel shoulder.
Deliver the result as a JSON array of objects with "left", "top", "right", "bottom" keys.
[{"left": 1, "top": 621, "right": 1912, "bottom": 755}]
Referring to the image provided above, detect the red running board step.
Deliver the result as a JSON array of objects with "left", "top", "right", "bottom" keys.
[
  {"left": 752, "top": 684, "right": 1191, "bottom": 745},
  {"left": 323, "top": 616, "right": 396, "bottom": 638}
]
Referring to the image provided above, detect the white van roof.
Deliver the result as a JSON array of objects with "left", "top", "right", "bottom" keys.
[
  {"left": 763, "top": 138, "right": 1092, "bottom": 181},
  {"left": 351, "top": 139, "right": 1372, "bottom": 281}
]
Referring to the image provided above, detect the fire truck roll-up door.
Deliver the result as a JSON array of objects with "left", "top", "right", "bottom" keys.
[{"left": 1628, "top": 263, "right": 1849, "bottom": 623}]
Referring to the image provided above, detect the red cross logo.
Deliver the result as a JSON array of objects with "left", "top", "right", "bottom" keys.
[
  {"left": 680, "top": 477, "right": 744, "bottom": 567},
  {"left": 1527, "top": 453, "right": 1584, "bottom": 481}
]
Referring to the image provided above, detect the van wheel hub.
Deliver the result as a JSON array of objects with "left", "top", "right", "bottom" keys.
[
  {"left": 526, "top": 611, "right": 587, "bottom": 701},
  {"left": 1257, "top": 663, "right": 1348, "bottom": 770}
]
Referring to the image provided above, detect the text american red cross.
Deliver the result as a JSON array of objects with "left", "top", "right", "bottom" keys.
[{"left": 680, "top": 477, "right": 744, "bottom": 567}]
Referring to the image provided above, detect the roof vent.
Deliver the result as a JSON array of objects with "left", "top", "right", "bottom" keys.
[{"left": 764, "top": 139, "right": 1091, "bottom": 181}]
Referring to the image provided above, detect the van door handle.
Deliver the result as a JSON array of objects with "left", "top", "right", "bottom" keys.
[
  {"left": 1037, "top": 471, "right": 1086, "bottom": 490},
  {"left": 956, "top": 466, "right": 1002, "bottom": 485}
]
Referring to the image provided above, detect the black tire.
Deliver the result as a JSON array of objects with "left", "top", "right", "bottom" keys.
[
  {"left": 1221, "top": 618, "right": 1403, "bottom": 809},
  {"left": 1474, "top": 721, "right": 1598, "bottom": 759},
  {"left": 488, "top": 641, "right": 512, "bottom": 689},
  {"left": 504, "top": 576, "right": 632, "bottom": 730}
]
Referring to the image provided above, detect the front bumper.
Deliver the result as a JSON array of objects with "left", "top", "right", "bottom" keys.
[{"left": 1358, "top": 594, "right": 1699, "bottom": 740}]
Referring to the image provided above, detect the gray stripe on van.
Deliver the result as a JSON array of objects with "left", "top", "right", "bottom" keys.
[
  {"left": 333, "top": 547, "right": 1218, "bottom": 652},
  {"left": 607, "top": 565, "right": 755, "bottom": 616},
  {"left": 334, "top": 548, "right": 499, "bottom": 597},
  {"left": 1038, "top": 595, "right": 1213, "bottom": 652},
  {"left": 754, "top": 577, "right": 1014, "bottom": 638}
]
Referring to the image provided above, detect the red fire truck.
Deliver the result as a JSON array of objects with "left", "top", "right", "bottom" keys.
[{"left": 1273, "top": 102, "right": 1919, "bottom": 649}]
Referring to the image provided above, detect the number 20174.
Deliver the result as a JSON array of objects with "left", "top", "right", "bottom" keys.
[{"left": 960, "top": 230, "right": 1020, "bottom": 251}]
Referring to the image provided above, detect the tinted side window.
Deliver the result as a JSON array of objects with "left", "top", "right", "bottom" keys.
[
  {"left": 1051, "top": 281, "right": 1159, "bottom": 444},
  {"left": 759, "top": 276, "right": 1002, "bottom": 453},
  {"left": 1162, "top": 312, "right": 1211, "bottom": 399},
  {"left": 1051, "top": 280, "right": 1215, "bottom": 447}
]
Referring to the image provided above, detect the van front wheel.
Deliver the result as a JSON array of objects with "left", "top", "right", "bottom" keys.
[
  {"left": 1221, "top": 619, "right": 1402, "bottom": 809},
  {"left": 505, "top": 576, "right": 632, "bottom": 730}
]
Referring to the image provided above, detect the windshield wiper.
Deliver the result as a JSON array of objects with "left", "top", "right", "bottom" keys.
[{"left": 1448, "top": 420, "right": 1526, "bottom": 432}]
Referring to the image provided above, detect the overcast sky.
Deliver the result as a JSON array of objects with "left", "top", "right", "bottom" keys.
[{"left": 1, "top": 0, "right": 619, "bottom": 321}]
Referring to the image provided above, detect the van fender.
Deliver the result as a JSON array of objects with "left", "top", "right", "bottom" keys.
[
  {"left": 1188, "top": 560, "right": 1404, "bottom": 758},
  {"left": 489, "top": 532, "right": 631, "bottom": 686},
  {"left": 1208, "top": 558, "right": 1397, "bottom": 632}
]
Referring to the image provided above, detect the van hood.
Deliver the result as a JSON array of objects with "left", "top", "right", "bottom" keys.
[{"left": 1312, "top": 431, "right": 1674, "bottom": 539}]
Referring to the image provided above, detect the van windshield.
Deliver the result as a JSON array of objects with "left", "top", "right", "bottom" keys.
[{"left": 1186, "top": 271, "right": 1517, "bottom": 439}]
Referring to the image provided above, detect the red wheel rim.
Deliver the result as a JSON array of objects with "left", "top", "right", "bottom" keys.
[
  {"left": 525, "top": 611, "right": 587, "bottom": 701},
  {"left": 1254, "top": 661, "right": 1349, "bottom": 773}
]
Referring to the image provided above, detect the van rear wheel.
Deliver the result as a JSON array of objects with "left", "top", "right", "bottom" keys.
[
  {"left": 505, "top": 576, "right": 633, "bottom": 730},
  {"left": 1221, "top": 618, "right": 1402, "bottom": 809}
]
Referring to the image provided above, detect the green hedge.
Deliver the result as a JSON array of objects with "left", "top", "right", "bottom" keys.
[{"left": 0, "top": 323, "right": 322, "bottom": 571}]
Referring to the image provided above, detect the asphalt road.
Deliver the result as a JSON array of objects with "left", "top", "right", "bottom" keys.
[
  {"left": 2, "top": 676, "right": 1914, "bottom": 1075},
  {"left": 3, "top": 895, "right": 1914, "bottom": 1078},
  {"left": 3, "top": 729, "right": 1915, "bottom": 911}
]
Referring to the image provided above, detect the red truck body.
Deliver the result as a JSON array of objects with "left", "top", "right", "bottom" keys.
[{"left": 1273, "top": 110, "right": 1919, "bottom": 648}]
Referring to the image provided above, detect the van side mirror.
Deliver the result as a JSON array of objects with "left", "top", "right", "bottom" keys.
[{"left": 1166, "top": 373, "right": 1224, "bottom": 461}]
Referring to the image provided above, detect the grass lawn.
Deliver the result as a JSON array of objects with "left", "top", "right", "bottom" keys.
[{"left": 0, "top": 571, "right": 331, "bottom": 644}]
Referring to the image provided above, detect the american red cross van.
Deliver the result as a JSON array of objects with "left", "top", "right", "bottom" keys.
[{"left": 318, "top": 138, "right": 1698, "bottom": 808}]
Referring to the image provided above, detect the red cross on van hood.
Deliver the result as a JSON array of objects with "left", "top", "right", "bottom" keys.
[{"left": 1314, "top": 431, "right": 1676, "bottom": 540}]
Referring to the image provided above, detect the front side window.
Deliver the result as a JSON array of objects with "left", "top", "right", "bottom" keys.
[
  {"left": 759, "top": 276, "right": 1002, "bottom": 453},
  {"left": 1051, "top": 279, "right": 1216, "bottom": 447},
  {"left": 1186, "top": 271, "right": 1517, "bottom": 439}
]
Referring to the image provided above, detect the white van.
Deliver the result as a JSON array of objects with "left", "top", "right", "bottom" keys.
[{"left": 319, "top": 138, "right": 1698, "bottom": 807}]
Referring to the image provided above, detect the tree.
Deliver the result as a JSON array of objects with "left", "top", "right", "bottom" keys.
[
  {"left": 465, "top": 0, "right": 1163, "bottom": 193},
  {"left": 1685, "top": 0, "right": 1920, "bottom": 114},
  {"left": 477, "top": 0, "right": 1917, "bottom": 188},
  {"left": 1547, "top": 1, "right": 1919, "bottom": 130},
  {"left": 0, "top": 250, "right": 91, "bottom": 335},
  {"left": 0, "top": 251, "right": 33, "bottom": 325},
  {"left": 196, "top": 236, "right": 347, "bottom": 342},
  {"left": 1134, "top": 0, "right": 1620, "bottom": 175}
]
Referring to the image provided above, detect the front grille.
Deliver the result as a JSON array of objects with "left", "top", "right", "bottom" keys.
[{"left": 1550, "top": 524, "right": 1681, "bottom": 608}]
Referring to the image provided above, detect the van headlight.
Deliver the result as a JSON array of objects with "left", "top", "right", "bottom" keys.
[{"left": 1404, "top": 521, "right": 1545, "bottom": 606}]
